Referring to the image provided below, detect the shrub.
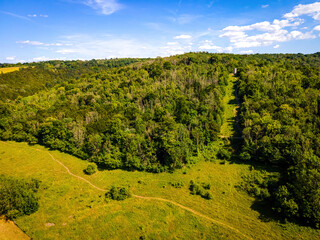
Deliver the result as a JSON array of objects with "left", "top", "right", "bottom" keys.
[
  {"left": 203, "top": 192, "right": 213, "bottom": 200},
  {"left": 236, "top": 170, "right": 279, "bottom": 200},
  {"left": 105, "top": 186, "right": 131, "bottom": 201},
  {"left": 169, "top": 181, "right": 184, "bottom": 188},
  {"left": 84, "top": 163, "right": 97, "bottom": 175},
  {"left": 201, "top": 182, "right": 211, "bottom": 190},
  {"left": 217, "top": 148, "right": 231, "bottom": 160},
  {"left": 0, "top": 175, "right": 40, "bottom": 220},
  {"left": 189, "top": 180, "right": 212, "bottom": 200}
]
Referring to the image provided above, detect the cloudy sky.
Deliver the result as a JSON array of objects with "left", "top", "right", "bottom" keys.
[{"left": 1, "top": 0, "right": 320, "bottom": 62}]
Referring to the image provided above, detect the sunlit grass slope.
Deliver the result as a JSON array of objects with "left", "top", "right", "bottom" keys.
[
  {"left": 0, "top": 67, "right": 21, "bottom": 74},
  {"left": 0, "top": 141, "right": 319, "bottom": 239},
  {"left": 0, "top": 217, "right": 29, "bottom": 240}
]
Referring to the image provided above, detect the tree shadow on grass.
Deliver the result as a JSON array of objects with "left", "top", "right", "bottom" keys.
[
  {"left": 250, "top": 200, "right": 282, "bottom": 223},
  {"left": 250, "top": 199, "right": 315, "bottom": 228}
]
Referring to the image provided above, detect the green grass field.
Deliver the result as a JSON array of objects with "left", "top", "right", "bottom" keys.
[
  {"left": 219, "top": 75, "right": 240, "bottom": 139},
  {"left": 1, "top": 141, "right": 319, "bottom": 239}
]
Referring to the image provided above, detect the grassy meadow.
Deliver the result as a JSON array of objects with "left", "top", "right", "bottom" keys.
[
  {"left": 1, "top": 141, "right": 319, "bottom": 239},
  {"left": 219, "top": 76, "right": 238, "bottom": 138},
  {"left": 0, "top": 217, "right": 29, "bottom": 240},
  {"left": 0, "top": 67, "right": 22, "bottom": 74}
]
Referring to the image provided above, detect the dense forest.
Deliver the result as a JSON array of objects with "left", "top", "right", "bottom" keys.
[
  {"left": 0, "top": 58, "right": 142, "bottom": 100},
  {"left": 0, "top": 53, "right": 232, "bottom": 172},
  {"left": 236, "top": 53, "right": 320, "bottom": 227},
  {"left": 1, "top": 52, "right": 320, "bottom": 227}
]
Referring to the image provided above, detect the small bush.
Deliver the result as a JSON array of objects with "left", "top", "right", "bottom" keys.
[
  {"left": 201, "top": 182, "right": 211, "bottom": 190},
  {"left": 105, "top": 186, "right": 131, "bottom": 201},
  {"left": 169, "top": 181, "right": 184, "bottom": 188},
  {"left": 203, "top": 192, "right": 213, "bottom": 200},
  {"left": 84, "top": 163, "right": 97, "bottom": 175},
  {"left": 240, "top": 152, "right": 251, "bottom": 161},
  {"left": 189, "top": 180, "right": 212, "bottom": 200},
  {"left": 236, "top": 170, "right": 279, "bottom": 200},
  {"left": 217, "top": 148, "right": 231, "bottom": 160}
]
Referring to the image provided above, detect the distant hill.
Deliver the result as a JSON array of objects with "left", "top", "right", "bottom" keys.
[{"left": 0, "top": 58, "right": 143, "bottom": 101}]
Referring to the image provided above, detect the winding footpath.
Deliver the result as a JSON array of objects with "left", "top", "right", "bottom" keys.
[
  {"left": 35, "top": 149, "right": 106, "bottom": 192},
  {"left": 1, "top": 141, "right": 251, "bottom": 239},
  {"left": 32, "top": 145, "right": 251, "bottom": 240}
]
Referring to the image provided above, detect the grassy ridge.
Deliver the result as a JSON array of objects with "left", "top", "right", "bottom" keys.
[{"left": 1, "top": 141, "right": 319, "bottom": 239}]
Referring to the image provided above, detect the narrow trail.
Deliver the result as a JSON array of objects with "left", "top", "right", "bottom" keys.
[
  {"left": 34, "top": 148, "right": 106, "bottom": 192},
  {"left": 1, "top": 141, "right": 252, "bottom": 239},
  {"left": 133, "top": 195, "right": 251, "bottom": 239},
  {"left": 233, "top": 76, "right": 243, "bottom": 135},
  {"left": 219, "top": 75, "right": 243, "bottom": 139}
]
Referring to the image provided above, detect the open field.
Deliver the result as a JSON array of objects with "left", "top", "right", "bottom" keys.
[
  {"left": 0, "top": 217, "right": 29, "bottom": 240},
  {"left": 1, "top": 141, "right": 319, "bottom": 239},
  {"left": 0, "top": 67, "right": 22, "bottom": 74}
]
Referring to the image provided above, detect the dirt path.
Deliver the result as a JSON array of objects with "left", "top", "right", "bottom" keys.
[
  {"left": 34, "top": 149, "right": 106, "bottom": 192},
  {"left": 37, "top": 146, "right": 251, "bottom": 239},
  {"left": 1, "top": 141, "right": 252, "bottom": 239},
  {"left": 133, "top": 194, "right": 251, "bottom": 239}
]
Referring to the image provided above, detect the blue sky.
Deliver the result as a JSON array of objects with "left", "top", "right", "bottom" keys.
[{"left": 1, "top": 0, "right": 320, "bottom": 62}]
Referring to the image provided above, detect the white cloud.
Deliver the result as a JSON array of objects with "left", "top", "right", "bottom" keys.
[
  {"left": 85, "top": 0, "right": 123, "bottom": 15},
  {"left": 27, "top": 14, "right": 48, "bottom": 18},
  {"left": 6, "top": 56, "right": 16, "bottom": 61},
  {"left": 197, "top": 40, "right": 233, "bottom": 53},
  {"left": 240, "top": 50, "right": 254, "bottom": 54},
  {"left": 198, "top": 40, "right": 222, "bottom": 51},
  {"left": 224, "top": 46, "right": 233, "bottom": 53},
  {"left": 284, "top": 2, "right": 320, "bottom": 20},
  {"left": 222, "top": 19, "right": 303, "bottom": 33},
  {"left": 56, "top": 49, "right": 79, "bottom": 54},
  {"left": 220, "top": 4, "right": 317, "bottom": 49},
  {"left": 273, "top": 44, "right": 280, "bottom": 49},
  {"left": 199, "top": 45, "right": 221, "bottom": 51},
  {"left": 314, "top": 25, "right": 320, "bottom": 31},
  {"left": 167, "top": 42, "right": 179, "bottom": 45},
  {"left": 174, "top": 34, "right": 192, "bottom": 39},
  {"left": 220, "top": 31, "right": 247, "bottom": 39},
  {"left": 289, "top": 30, "right": 315, "bottom": 40},
  {"left": 17, "top": 40, "right": 44, "bottom": 46},
  {"left": 53, "top": 34, "right": 195, "bottom": 59},
  {"left": 32, "top": 56, "right": 50, "bottom": 62},
  {"left": 0, "top": 11, "right": 31, "bottom": 21},
  {"left": 228, "top": 30, "right": 315, "bottom": 49},
  {"left": 261, "top": 5, "right": 269, "bottom": 8},
  {"left": 169, "top": 14, "right": 201, "bottom": 24},
  {"left": 17, "top": 40, "right": 64, "bottom": 47}
]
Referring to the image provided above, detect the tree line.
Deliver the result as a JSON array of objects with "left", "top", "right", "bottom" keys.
[{"left": 0, "top": 53, "right": 231, "bottom": 172}]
